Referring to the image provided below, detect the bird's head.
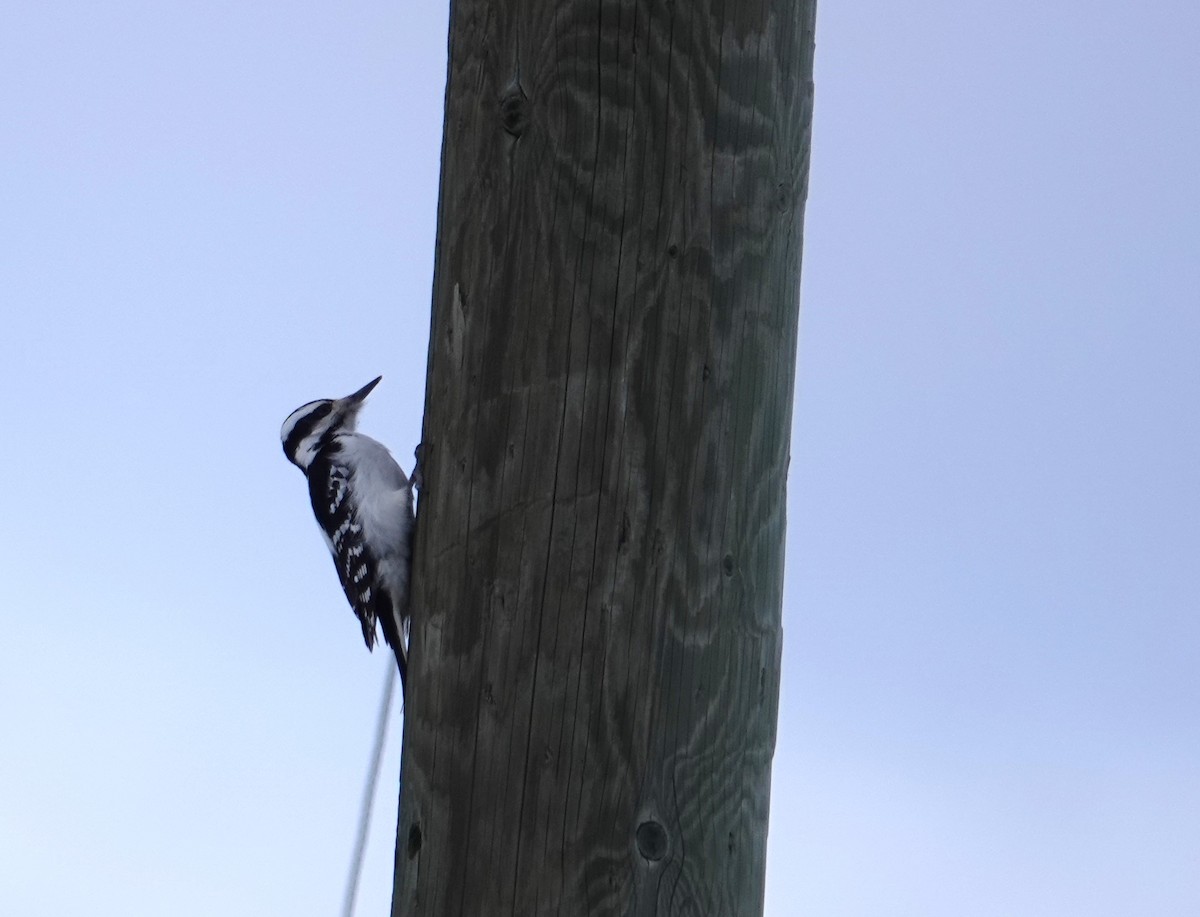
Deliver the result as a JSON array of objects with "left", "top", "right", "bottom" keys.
[{"left": 281, "top": 375, "right": 381, "bottom": 471}]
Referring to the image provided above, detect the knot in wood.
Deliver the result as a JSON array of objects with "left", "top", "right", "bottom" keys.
[
  {"left": 636, "top": 820, "right": 668, "bottom": 861},
  {"left": 499, "top": 81, "right": 529, "bottom": 137}
]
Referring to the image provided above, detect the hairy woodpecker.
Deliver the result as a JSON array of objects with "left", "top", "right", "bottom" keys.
[{"left": 281, "top": 376, "right": 413, "bottom": 687}]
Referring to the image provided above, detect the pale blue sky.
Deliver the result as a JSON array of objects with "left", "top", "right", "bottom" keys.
[{"left": 2, "top": 2, "right": 1197, "bottom": 915}]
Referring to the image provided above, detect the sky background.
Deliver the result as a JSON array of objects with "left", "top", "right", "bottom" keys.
[{"left": 2, "top": 2, "right": 1198, "bottom": 915}]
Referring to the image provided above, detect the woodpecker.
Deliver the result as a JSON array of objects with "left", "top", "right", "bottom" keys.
[{"left": 281, "top": 376, "right": 413, "bottom": 688}]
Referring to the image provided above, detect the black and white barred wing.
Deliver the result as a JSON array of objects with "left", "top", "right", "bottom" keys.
[{"left": 307, "top": 453, "right": 380, "bottom": 649}]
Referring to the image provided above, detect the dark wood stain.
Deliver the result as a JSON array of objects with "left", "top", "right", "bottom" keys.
[{"left": 395, "top": 0, "right": 816, "bottom": 914}]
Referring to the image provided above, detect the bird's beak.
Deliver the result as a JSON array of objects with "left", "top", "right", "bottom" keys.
[{"left": 341, "top": 375, "right": 382, "bottom": 407}]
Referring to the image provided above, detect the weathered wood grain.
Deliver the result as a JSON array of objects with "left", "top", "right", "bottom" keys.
[{"left": 394, "top": 1, "right": 815, "bottom": 914}]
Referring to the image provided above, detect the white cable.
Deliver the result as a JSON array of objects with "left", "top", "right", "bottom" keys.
[{"left": 341, "top": 662, "right": 397, "bottom": 917}]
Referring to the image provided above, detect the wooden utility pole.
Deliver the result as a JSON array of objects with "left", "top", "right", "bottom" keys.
[{"left": 395, "top": 1, "right": 815, "bottom": 914}]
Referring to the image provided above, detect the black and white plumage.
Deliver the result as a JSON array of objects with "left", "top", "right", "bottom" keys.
[{"left": 281, "top": 376, "right": 414, "bottom": 687}]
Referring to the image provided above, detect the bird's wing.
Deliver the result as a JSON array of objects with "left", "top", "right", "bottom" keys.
[{"left": 307, "top": 452, "right": 379, "bottom": 649}]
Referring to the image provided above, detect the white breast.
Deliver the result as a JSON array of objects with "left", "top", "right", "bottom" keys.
[{"left": 339, "top": 433, "right": 415, "bottom": 588}]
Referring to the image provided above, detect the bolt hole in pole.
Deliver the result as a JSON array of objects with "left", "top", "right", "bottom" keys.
[{"left": 407, "top": 823, "right": 423, "bottom": 860}]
